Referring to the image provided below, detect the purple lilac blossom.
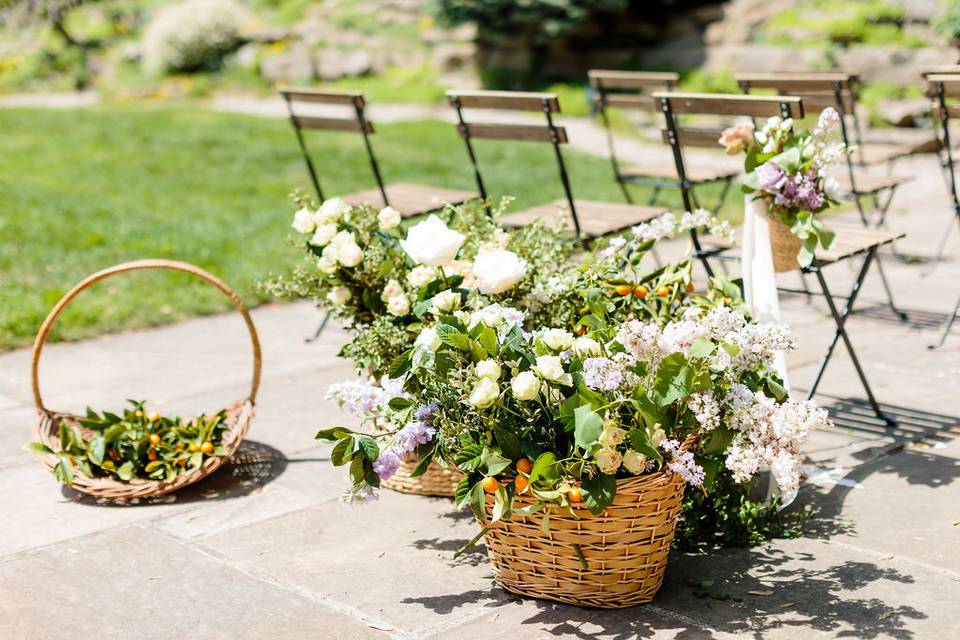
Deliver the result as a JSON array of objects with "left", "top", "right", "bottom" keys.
[
  {"left": 395, "top": 420, "right": 436, "bottom": 453},
  {"left": 660, "top": 439, "right": 705, "bottom": 486},
  {"left": 415, "top": 403, "right": 439, "bottom": 424},
  {"left": 372, "top": 449, "right": 402, "bottom": 480},
  {"left": 582, "top": 357, "right": 625, "bottom": 391}
]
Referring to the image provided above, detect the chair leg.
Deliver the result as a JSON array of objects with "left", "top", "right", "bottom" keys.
[
  {"left": 931, "top": 290, "right": 960, "bottom": 349},
  {"left": 617, "top": 178, "right": 634, "bottom": 205},
  {"left": 305, "top": 310, "right": 332, "bottom": 343},
  {"left": 873, "top": 254, "right": 908, "bottom": 321}
]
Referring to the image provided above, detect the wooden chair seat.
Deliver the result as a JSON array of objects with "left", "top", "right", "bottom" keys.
[
  {"left": 813, "top": 222, "right": 904, "bottom": 266},
  {"left": 618, "top": 160, "right": 738, "bottom": 183},
  {"left": 857, "top": 142, "right": 917, "bottom": 165},
  {"left": 836, "top": 172, "right": 911, "bottom": 196},
  {"left": 498, "top": 199, "right": 667, "bottom": 237},
  {"left": 341, "top": 182, "right": 478, "bottom": 217}
]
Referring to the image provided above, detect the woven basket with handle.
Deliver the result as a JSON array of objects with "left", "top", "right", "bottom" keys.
[
  {"left": 30, "top": 259, "right": 261, "bottom": 500},
  {"left": 382, "top": 452, "right": 460, "bottom": 497},
  {"left": 480, "top": 436, "right": 693, "bottom": 608},
  {"left": 762, "top": 209, "right": 804, "bottom": 273}
]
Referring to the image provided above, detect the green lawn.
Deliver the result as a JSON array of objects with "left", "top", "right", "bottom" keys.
[{"left": 0, "top": 107, "right": 735, "bottom": 350}]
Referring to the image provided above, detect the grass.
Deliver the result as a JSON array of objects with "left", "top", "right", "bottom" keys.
[{"left": 0, "top": 106, "right": 738, "bottom": 350}]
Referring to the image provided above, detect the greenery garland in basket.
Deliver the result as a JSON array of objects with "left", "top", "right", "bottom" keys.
[{"left": 28, "top": 400, "right": 228, "bottom": 486}]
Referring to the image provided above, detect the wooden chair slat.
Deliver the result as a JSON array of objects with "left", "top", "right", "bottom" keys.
[
  {"left": 660, "top": 127, "right": 727, "bottom": 148},
  {"left": 652, "top": 92, "right": 804, "bottom": 118},
  {"left": 279, "top": 87, "right": 364, "bottom": 106},
  {"left": 619, "top": 159, "right": 738, "bottom": 183},
  {"left": 460, "top": 123, "right": 568, "bottom": 144},
  {"left": 292, "top": 115, "right": 373, "bottom": 133},
  {"left": 499, "top": 199, "right": 666, "bottom": 237},
  {"left": 588, "top": 70, "right": 678, "bottom": 90},
  {"left": 932, "top": 104, "right": 960, "bottom": 119},
  {"left": 926, "top": 76, "right": 960, "bottom": 98},
  {"left": 735, "top": 74, "right": 855, "bottom": 93},
  {"left": 594, "top": 94, "right": 657, "bottom": 110},
  {"left": 447, "top": 90, "right": 560, "bottom": 112},
  {"left": 923, "top": 65, "right": 960, "bottom": 77},
  {"left": 815, "top": 223, "right": 904, "bottom": 265},
  {"left": 341, "top": 183, "right": 477, "bottom": 217}
]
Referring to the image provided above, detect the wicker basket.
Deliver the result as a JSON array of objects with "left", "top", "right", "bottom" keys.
[
  {"left": 763, "top": 209, "right": 804, "bottom": 273},
  {"left": 481, "top": 456, "right": 688, "bottom": 608},
  {"left": 381, "top": 452, "right": 460, "bottom": 497},
  {"left": 30, "top": 259, "right": 262, "bottom": 500}
]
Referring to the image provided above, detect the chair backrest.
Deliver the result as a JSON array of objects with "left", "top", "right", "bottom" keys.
[
  {"left": 927, "top": 75, "right": 960, "bottom": 215},
  {"left": 279, "top": 87, "right": 386, "bottom": 205},
  {"left": 446, "top": 90, "right": 583, "bottom": 234}
]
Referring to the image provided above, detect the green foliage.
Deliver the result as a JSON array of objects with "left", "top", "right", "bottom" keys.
[
  {"left": 935, "top": 0, "right": 960, "bottom": 40},
  {"left": 328, "top": 65, "right": 448, "bottom": 104},
  {"left": 763, "top": 0, "right": 925, "bottom": 48},
  {"left": 678, "top": 68, "right": 738, "bottom": 95}
]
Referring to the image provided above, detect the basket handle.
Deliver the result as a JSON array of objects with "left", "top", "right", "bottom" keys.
[{"left": 30, "top": 259, "right": 262, "bottom": 413}]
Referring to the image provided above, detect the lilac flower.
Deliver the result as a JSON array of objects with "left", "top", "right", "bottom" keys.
[
  {"left": 660, "top": 438, "right": 705, "bottom": 486},
  {"left": 796, "top": 178, "right": 823, "bottom": 211},
  {"left": 582, "top": 357, "right": 625, "bottom": 391},
  {"left": 813, "top": 107, "right": 840, "bottom": 138},
  {"left": 756, "top": 162, "right": 786, "bottom": 192},
  {"left": 415, "top": 403, "right": 439, "bottom": 425},
  {"left": 340, "top": 485, "right": 379, "bottom": 504},
  {"left": 372, "top": 449, "right": 402, "bottom": 481},
  {"left": 395, "top": 420, "right": 436, "bottom": 454}
]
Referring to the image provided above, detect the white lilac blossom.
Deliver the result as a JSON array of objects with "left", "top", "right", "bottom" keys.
[
  {"left": 813, "top": 107, "right": 840, "bottom": 138},
  {"left": 582, "top": 357, "right": 625, "bottom": 391},
  {"left": 688, "top": 391, "right": 720, "bottom": 431},
  {"left": 661, "top": 438, "right": 705, "bottom": 486},
  {"left": 631, "top": 213, "right": 677, "bottom": 242},
  {"left": 630, "top": 209, "right": 734, "bottom": 244}
]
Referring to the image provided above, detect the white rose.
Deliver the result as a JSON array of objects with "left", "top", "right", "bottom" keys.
[
  {"left": 292, "top": 207, "right": 316, "bottom": 234},
  {"left": 468, "top": 377, "right": 500, "bottom": 409},
  {"left": 594, "top": 448, "right": 622, "bottom": 474},
  {"left": 650, "top": 427, "right": 667, "bottom": 448},
  {"left": 623, "top": 450, "right": 648, "bottom": 475},
  {"left": 573, "top": 336, "right": 601, "bottom": 357},
  {"left": 378, "top": 206, "right": 402, "bottom": 230},
  {"left": 472, "top": 249, "right": 526, "bottom": 295},
  {"left": 400, "top": 214, "right": 465, "bottom": 266},
  {"left": 310, "top": 223, "right": 337, "bottom": 246},
  {"left": 407, "top": 266, "right": 435, "bottom": 288},
  {"left": 415, "top": 327, "right": 441, "bottom": 351},
  {"left": 511, "top": 371, "right": 541, "bottom": 401},
  {"left": 386, "top": 295, "right": 410, "bottom": 316},
  {"left": 532, "top": 355, "right": 572, "bottom": 386},
  {"left": 598, "top": 425, "right": 626, "bottom": 448},
  {"left": 327, "top": 286, "right": 352, "bottom": 306},
  {"left": 823, "top": 173, "right": 842, "bottom": 201},
  {"left": 431, "top": 290, "right": 461, "bottom": 314},
  {"left": 475, "top": 359, "right": 502, "bottom": 380},
  {"left": 321, "top": 243, "right": 339, "bottom": 264},
  {"left": 381, "top": 279, "right": 404, "bottom": 301},
  {"left": 470, "top": 304, "right": 503, "bottom": 328},
  {"left": 316, "top": 255, "right": 337, "bottom": 274},
  {"left": 330, "top": 230, "right": 355, "bottom": 247},
  {"left": 336, "top": 242, "right": 363, "bottom": 268},
  {"left": 315, "top": 197, "right": 347, "bottom": 224},
  {"left": 542, "top": 328, "right": 574, "bottom": 352}
]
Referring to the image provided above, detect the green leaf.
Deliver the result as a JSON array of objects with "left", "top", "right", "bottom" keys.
[
  {"left": 492, "top": 424, "right": 522, "bottom": 461},
  {"left": 454, "top": 475, "right": 473, "bottom": 507},
  {"left": 357, "top": 435, "right": 379, "bottom": 461},
  {"left": 765, "top": 376, "right": 789, "bottom": 402},
  {"left": 54, "top": 456, "right": 74, "bottom": 485},
  {"left": 478, "top": 325, "right": 498, "bottom": 357},
  {"left": 529, "top": 452, "right": 558, "bottom": 485},
  {"left": 436, "top": 324, "right": 471, "bottom": 351},
  {"left": 653, "top": 352, "right": 693, "bottom": 407},
  {"left": 580, "top": 474, "right": 617, "bottom": 515},
  {"left": 483, "top": 450, "right": 512, "bottom": 476},
  {"left": 349, "top": 455, "right": 365, "bottom": 485},
  {"left": 410, "top": 448, "right": 435, "bottom": 477},
  {"left": 24, "top": 442, "right": 54, "bottom": 456},
  {"left": 387, "top": 397, "right": 412, "bottom": 411},
  {"left": 315, "top": 427, "right": 355, "bottom": 442},
  {"left": 116, "top": 461, "right": 134, "bottom": 481},
  {"left": 144, "top": 460, "right": 164, "bottom": 472},
  {"left": 87, "top": 434, "right": 106, "bottom": 466},
  {"left": 454, "top": 444, "right": 484, "bottom": 471},
  {"left": 388, "top": 350, "right": 413, "bottom": 378},
  {"left": 330, "top": 438, "right": 353, "bottom": 466},
  {"left": 469, "top": 339, "right": 487, "bottom": 362},
  {"left": 629, "top": 430, "right": 663, "bottom": 464},
  {"left": 491, "top": 485, "right": 508, "bottom": 523},
  {"left": 574, "top": 406, "right": 603, "bottom": 452},
  {"left": 103, "top": 424, "right": 126, "bottom": 446},
  {"left": 689, "top": 337, "right": 716, "bottom": 359}
]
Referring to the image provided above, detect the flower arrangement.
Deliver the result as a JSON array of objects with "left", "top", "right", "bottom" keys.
[
  {"left": 27, "top": 401, "right": 228, "bottom": 485},
  {"left": 720, "top": 108, "right": 846, "bottom": 267}
]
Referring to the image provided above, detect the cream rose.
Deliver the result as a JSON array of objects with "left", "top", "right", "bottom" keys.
[
  {"left": 400, "top": 214, "right": 465, "bottom": 266},
  {"left": 415, "top": 327, "right": 441, "bottom": 351},
  {"left": 573, "top": 336, "right": 601, "bottom": 357},
  {"left": 327, "top": 286, "right": 352, "bottom": 306},
  {"left": 542, "top": 328, "right": 574, "bottom": 352},
  {"left": 431, "top": 290, "right": 460, "bottom": 314},
  {"left": 310, "top": 223, "right": 338, "bottom": 246},
  {"left": 292, "top": 207, "right": 316, "bottom": 234},
  {"left": 316, "top": 255, "right": 337, "bottom": 274},
  {"left": 511, "top": 371, "right": 541, "bottom": 401},
  {"left": 532, "top": 355, "right": 572, "bottom": 386},
  {"left": 468, "top": 377, "right": 500, "bottom": 409},
  {"left": 315, "top": 197, "right": 347, "bottom": 224},
  {"left": 594, "top": 448, "right": 622, "bottom": 474},
  {"left": 381, "top": 279, "right": 404, "bottom": 301},
  {"left": 472, "top": 249, "right": 526, "bottom": 295},
  {"left": 407, "top": 266, "right": 435, "bottom": 288},
  {"left": 598, "top": 425, "right": 626, "bottom": 448},
  {"left": 378, "top": 206, "right": 402, "bottom": 230},
  {"left": 386, "top": 295, "right": 410, "bottom": 316},
  {"left": 475, "top": 359, "right": 502, "bottom": 380},
  {"left": 622, "top": 450, "right": 648, "bottom": 475},
  {"left": 337, "top": 242, "right": 363, "bottom": 268},
  {"left": 650, "top": 427, "right": 667, "bottom": 448}
]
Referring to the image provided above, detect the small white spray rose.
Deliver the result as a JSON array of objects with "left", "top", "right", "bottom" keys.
[
  {"left": 472, "top": 249, "right": 526, "bottom": 294},
  {"left": 400, "top": 214, "right": 465, "bottom": 266},
  {"left": 386, "top": 295, "right": 410, "bottom": 317},
  {"left": 431, "top": 290, "right": 461, "bottom": 314},
  {"left": 542, "top": 328, "right": 574, "bottom": 352},
  {"left": 594, "top": 448, "right": 623, "bottom": 474},
  {"left": 650, "top": 427, "right": 667, "bottom": 448},
  {"left": 475, "top": 359, "right": 502, "bottom": 380},
  {"left": 336, "top": 242, "right": 363, "bottom": 267},
  {"left": 622, "top": 450, "right": 648, "bottom": 475},
  {"left": 407, "top": 266, "right": 436, "bottom": 288},
  {"left": 381, "top": 279, "right": 404, "bottom": 301},
  {"left": 316, "top": 255, "right": 337, "bottom": 274},
  {"left": 315, "top": 197, "right": 347, "bottom": 224},
  {"left": 598, "top": 425, "right": 626, "bottom": 448},
  {"left": 310, "top": 223, "right": 338, "bottom": 247},
  {"left": 415, "top": 327, "right": 441, "bottom": 351},
  {"left": 327, "top": 286, "right": 352, "bottom": 306},
  {"left": 377, "top": 206, "right": 402, "bottom": 230},
  {"left": 468, "top": 377, "right": 500, "bottom": 409},
  {"left": 511, "top": 371, "right": 541, "bottom": 401},
  {"left": 532, "top": 355, "right": 572, "bottom": 385},
  {"left": 573, "top": 336, "right": 601, "bottom": 357},
  {"left": 292, "top": 208, "right": 316, "bottom": 234}
]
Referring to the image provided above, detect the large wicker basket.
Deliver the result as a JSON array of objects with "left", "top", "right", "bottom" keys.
[
  {"left": 30, "top": 259, "right": 262, "bottom": 500},
  {"left": 481, "top": 463, "right": 687, "bottom": 608},
  {"left": 763, "top": 209, "right": 804, "bottom": 273},
  {"left": 382, "top": 452, "right": 460, "bottom": 497}
]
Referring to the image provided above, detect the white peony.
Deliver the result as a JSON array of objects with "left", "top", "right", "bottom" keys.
[
  {"left": 310, "top": 223, "right": 338, "bottom": 247},
  {"left": 327, "top": 286, "right": 352, "bottom": 306},
  {"left": 407, "top": 266, "right": 436, "bottom": 288},
  {"left": 337, "top": 242, "right": 363, "bottom": 268},
  {"left": 381, "top": 279, "right": 404, "bottom": 301},
  {"left": 386, "top": 295, "right": 410, "bottom": 317},
  {"left": 598, "top": 425, "right": 626, "bottom": 448},
  {"left": 472, "top": 249, "right": 526, "bottom": 294},
  {"left": 315, "top": 197, "right": 347, "bottom": 224},
  {"left": 400, "top": 214, "right": 465, "bottom": 266},
  {"left": 468, "top": 377, "right": 500, "bottom": 409},
  {"left": 292, "top": 208, "right": 316, "bottom": 234},
  {"left": 622, "top": 450, "right": 648, "bottom": 475},
  {"left": 532, "top": 355, "right": 572, "bottom": 386},
  {"left": 475, "top": 359, "right": 502, "bottom": 380},
  {"left": 415, "top": 327, "right": 441, "bottom": 351},
  {"left": 573, "top": 336, "right": 601, "bottom": 357},
  {"left": 511, "top": 371, "right": 541, "bottom": 401},
  {"left": 594, "top": 448, "right": 622, "bottom": 474},
  {"left": 431, "top": 290, "right": 461, "bottom": 314},
  {"left": 542, "top": 328, "right": 574, "bottom": 352},
  {"left": 378, "top": 206, "right": 402, "bottom": 230}
]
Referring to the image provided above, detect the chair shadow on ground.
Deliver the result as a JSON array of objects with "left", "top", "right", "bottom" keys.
[{"left": 61, "top": 439, "right": 288, "bottom": 506}]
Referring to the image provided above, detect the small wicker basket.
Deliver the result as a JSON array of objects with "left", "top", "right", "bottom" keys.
[
  {"left": 481, "top": 444, "right": 691, "bottom": 608},
  {"left": 30, "top": 259, "right": 262, "bottom": 500},
  {"left": 382, "top": 452, "right": 460, "bottom": 497},
  {"left": 763, "top": 209, "right": 804, "bottom": 273}
]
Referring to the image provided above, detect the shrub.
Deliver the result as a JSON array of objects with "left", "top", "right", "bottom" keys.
[
  {"left": 142, "top": 0, "right": 247, "bottom": 74},
  {"left": 935, "top": 0, "right": 960, "bottom": 40}
]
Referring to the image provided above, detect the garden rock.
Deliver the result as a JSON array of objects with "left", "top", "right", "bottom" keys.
[
  {"left": 315, "top": 49, "right": 372, "bottom": 81},
  {"left": 259, "top": 45, "right": 315, "bottom": 83},
  {"left": 879, "top": 98, "right": 933, "bottom": 128}
]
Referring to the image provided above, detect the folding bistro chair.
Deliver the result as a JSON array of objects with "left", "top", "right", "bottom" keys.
[
  {"left": 279, "top": 87, "right": 476, "bottom": 216},
  {"left": 446, "top": 90, "right": 666, "bottom": 240},
  {"left": 588, "top": 70, "right": 738, "bottom": 210},
  {"left": 736, "top": 72, "right": 912, "bottom": 228},
  {"left": 926, "top": 74, "right": 960, "bottom": 347},
  {"left": 655, "top": 92, "right": 902, "bottom": 425}
]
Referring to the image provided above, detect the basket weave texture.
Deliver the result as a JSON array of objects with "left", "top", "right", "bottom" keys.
[
  {"left": 482, "top": 465, "right": 686, "bottom": 608},
  {"left": 762, "top": 209, "right": 804, "bottom": 273},
  {"left": 30, "top": 259, "right": 261, "bottom": 500},
  {"left": 381, "top": 452, "right": 460, "bottom": 497}
]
